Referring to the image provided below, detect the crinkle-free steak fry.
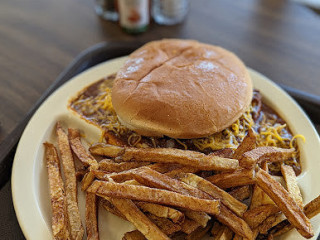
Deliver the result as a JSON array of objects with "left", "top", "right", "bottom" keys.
[
  {"left": 232, "top": 128, "right": 256, "bottom": 160},
  {"left": 206, "top": 169, "right": 255, "bottom": 189},
  {"left": 228, "top": 186, "right": 251, "bottom": 201},
  {"left": 56, "top": 122, "right": 84, "bottom": 240},
  {"left": 87, "top": 180, "right": 220, "bottom": 215},
  {"left": 243, "top": 204, "right": 279, "bottom": 228},
  {"left": 99, "top": 159, "right": 150, "bottom": 172},
  {"left": 85, "top": 192, "right": 99, "bottom": 240},
  {"left": 68, "top": 128, "right": 98, "bottom": 168},
  {"left": 125, "top": 167, "right": 211, "bottom": 226},
  {"left": 44, "top": 143, "right": 70, "bottom": 240},
  {"left": 281, "top": 164, "right": 303, "bottom": 209},
  {"left": 217, "top": 205, "right": 253, "bottom": 240},
  {"left": 123, "top": 230, "right": 146, "bottom": 240},
  {"left": 241, "top": 146, "right": 295, "bottom": 169},
  {"left": 89, "top": 143, "right": 239, "bottom": 171},
  {"left": 90, "top": 142, "right": 124, "bottom": 157},
  {"left": 135, "top": 202, "right": 185, "bottom": 224},
  {"left": 256, "top": 168, "right": 313, "bottom": 238},
  {"left": 109, "top": 198, "right": 170, "bottom": 240},
  {"left": 271, "top": 194, "right": 320, "bottom": 237},
  {"left": 176, "top": 173, "right": 248, "bottom": 217}
]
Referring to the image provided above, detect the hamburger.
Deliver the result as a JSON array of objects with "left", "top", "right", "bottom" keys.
[
  {"left": 111, "top": 39, "right": 252, "bottom": 139},
  {"left": 69, "top": 39, "right": 300, "bottom": 175}
]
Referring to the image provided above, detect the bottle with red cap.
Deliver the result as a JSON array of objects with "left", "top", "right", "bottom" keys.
[{"left": 118, "top": 0, "right": 150, "bottom": 34}]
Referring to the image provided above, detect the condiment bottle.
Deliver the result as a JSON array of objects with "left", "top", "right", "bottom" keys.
[{"left": 118, "top": 0, "right": 150, "bottom": 34}]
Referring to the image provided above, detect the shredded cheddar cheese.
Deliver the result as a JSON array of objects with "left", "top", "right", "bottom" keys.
[{"left": 290, "top": 134, "right": 306, "bottom": 149}]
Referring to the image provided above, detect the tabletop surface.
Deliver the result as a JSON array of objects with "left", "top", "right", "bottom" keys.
[{"left": 1, "top": 0, "right": 320, "bottom": 239}]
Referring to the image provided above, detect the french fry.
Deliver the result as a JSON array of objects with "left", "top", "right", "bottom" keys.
[
  {"left": 261, "top": 160, "right": 269, "bottom": 171},
  {"left": 76, "top": 168, "right": 88, "bottom": 181},
  {"left": 99, "top": 159, "right": 150, "bottom": 173},
  {"left": 304, "top": 194, "right": 320, "bottom": 218},
  {"left": 103, "top": 198, "right": 181, "bottom": 236},
  {"left": 256, "top": 168, "right": 313, "bottom": 238},
  {"left": 182, "top": 210, "right": 211, "bottom": 228},
  {"left": 56, "top": 122, "right": 84, "bottom": 240},
  {"left": 232, "top": 234, "right": 242, "bottom": 240},
  {"left": 259, "top": 212, "right": 286, "bottom": 234},
  {"left": 68, "top": 128, "right": 98, "bottom": 169},
  {"left": 101, "top": 198, "right": 126, "bottom": 220},
  {"left": 123, "top": 177, "right": 187, "bottom": 226},
  {"left": 125, "top": 167, "right": 212, "bottom": 226},
  {"left": 148, "top": 163, "right": 183, "bottom": 173},
  {"left": 85, "top": 192, "right": 99, "bottom": 240},
  {"left": 123, "top": 230, "right": 146, "bottom": 240},
  {"left": 165, "top": 165, "right": 199, "bottom": 176},
  {"left": 122, "top": 147, "right": 239, "bottom": 171},
  {"left": 82, "top": 171, "right": 96, "bottom": 191},
  {"left": 206, "top": 168, "right": 255, "bottom": 189},
  {"left": 94, "top": 169, "right": 135, "bottom": 183},
  {"left": 89, "top": 142, "right": 124, "bottom": 157},
  {"left": 228, "top": 186, "right": 251, "bottom": 201},
  {"left": 267, "top": 234, "right": 274, "bottom": 240},
  {"left": 108, "top": 164, "right": 212, "bottom": 227},
  {"left": 281, "top": 164, "right": 303, "bottom": 209},
  {"left": 214, "top": 226, "right": 234, "bottom": 240},
  {"left": 217, "top": 205, "right": 253, "bottom": 240},
  {"left": 104, "top": 130, "right": 127, "bottom": 146},
  {"left": 176, "top": 173, "right": 248, "bottom": 217},
  {"left": 211, "top": 221, "right": 222, "bottom": 236},
  {"left": 44, "top": 143, "right": 70, "bottom": 240},
  {"left": 241, "top": 147, "right": 295, "bottom": 169},
  {"left": 171, "top": 232, "right": 188, "bottom": 240},
  {"left": 139, "top": 168, "right": 252, "bottom": 238},
  {"left": 129, "top": 167, "right": 210, "bottom": 198},
  {"left": 250, "top": 185, "right": 275, "bottom": 210},
  {"left": 243, "top": 204, "right": 279, "bottom": 228},
  {"left": 210, "top": 148, "right": 234, "bottom": 158},
  {"left": 135, "top": 202, "right": 185, "bottom": 224},
  {"left": 180, "top": 218, "right": 201, "bottom": 234},
  {"left": 146, "top": 213, "right": 181, "bottom": 235},
  {"left": 90, "top": 143, "right": 239, "bottom": 171},
  {"left": 87, "top": 180, "right": 220, "bottom": 215},
  {"left": 185, "top": 221, "right": 213, "bottom": 240},
  {"left": 232, "top": 128, "right": 256, "bottom": 160},
  {"left": 270, "top": 194, "right": 320, "bottom": 237},
  {"left": 108, "top": 198, "right": 170, "bottom": 240},
  {"left": 233, "top": 229, "right": 260, "bottom": 240}
]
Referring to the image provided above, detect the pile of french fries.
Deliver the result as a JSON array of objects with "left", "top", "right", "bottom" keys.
[{"left": 44, "top": 123, "right": 320, "bottom": 240}]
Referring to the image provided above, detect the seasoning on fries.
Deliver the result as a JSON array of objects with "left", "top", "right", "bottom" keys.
[
  {"left": 256, "top": 168, "right": 314, "bottom": 238},
  {"left": 44, "top": 143, "right": 70, "bottom": 240},
  {"left": 56, "top": 122, "right": 84, "bottom": 240}
]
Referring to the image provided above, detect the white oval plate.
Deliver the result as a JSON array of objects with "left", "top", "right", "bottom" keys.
[{"left": 12, "top": 56, "right": 320, "bottom": 240}]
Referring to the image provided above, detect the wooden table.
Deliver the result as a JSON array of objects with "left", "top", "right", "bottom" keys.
[{"left": 0, "top": 0, "right": 320, "bottom": 239}]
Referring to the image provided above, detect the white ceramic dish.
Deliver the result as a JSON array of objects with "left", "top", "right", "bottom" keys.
[{"left": 12, "top": 56, "right": 320, "bottom": 240}]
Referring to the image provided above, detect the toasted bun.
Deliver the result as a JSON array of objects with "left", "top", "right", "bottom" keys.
[{"left": 111, "top": 39, "right": 253, "bottom": 139}]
